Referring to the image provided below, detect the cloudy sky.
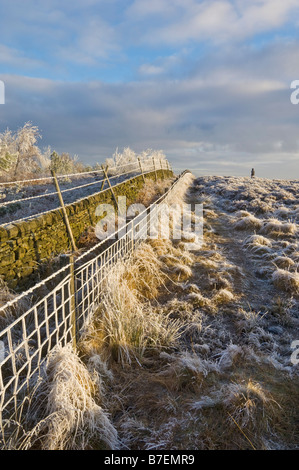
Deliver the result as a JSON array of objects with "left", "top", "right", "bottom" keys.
[{"left": 1, "top": 0, "right": 299, "bottom": 178}]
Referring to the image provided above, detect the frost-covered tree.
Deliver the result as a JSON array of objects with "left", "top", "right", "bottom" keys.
[
  {"left": 105, "top": 147, "right": 167, "bottom": 174},
  {"left": 49, "top": 151, "right": 82, "bottom": 175},
  {"left": 13, "top": 122, "right": 41, "bottom": 176},
  {"left": 0, "top": 122, "right": 42, "bottom": 179},
  {"left": 0, "top": 129, "right": 17, "bottom": 174},
  {"left": 37, "top": 145, "right": 52, "bottom": 172}
]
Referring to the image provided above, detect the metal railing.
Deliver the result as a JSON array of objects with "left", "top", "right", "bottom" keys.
[{"left": 0, "top": 170, "right": 190, "bottom": 446}]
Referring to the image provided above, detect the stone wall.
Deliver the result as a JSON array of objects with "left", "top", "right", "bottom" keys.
[{"left": 0, "top": 169, "right": 173, "bottom": 288}]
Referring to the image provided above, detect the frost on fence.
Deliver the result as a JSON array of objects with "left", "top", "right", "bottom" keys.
[
  {"left": 0, "top": 341, "right": 4, "bottom": 362},
  {"left": 0, "top": 81, "right": 4, "bottom": 104},
  {"left": 0, "top": 170, "right": 188, "bottom": 442}
]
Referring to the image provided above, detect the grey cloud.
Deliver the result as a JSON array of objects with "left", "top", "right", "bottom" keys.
[{"left": 1, "top": 35, "right": 299, "bottom": 180}]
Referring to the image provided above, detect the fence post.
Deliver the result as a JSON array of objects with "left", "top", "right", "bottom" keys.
[
  {"left": 160, "top": 158, "right": 165, "bottom": 178},
  {"left": 69, "top": 254, "right": 77, "bottom": 349},
  {"left": 130, "top": 219, "right": 134, "bottom": 252},
  {"left": 152, "top": 156, "right": 158, "bottom": 181},
  {"left": 51, "top": 170, "right": 77, "bottom": 251},
  {"left": 146, "top": 206, "right": 151, "bottom": 239},
  {"left": 138, "top": 157, "right": 145, "bottom": 183},
  {"left": 101, "top": 165, "right": 119, "bottom": 211},
  {"left": 100, "top": 165, "right": 109, "bottom": 190}
]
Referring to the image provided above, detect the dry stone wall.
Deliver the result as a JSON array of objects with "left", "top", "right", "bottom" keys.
[{"left": 0, "top": 169, "right": 173, "bottom": 288}]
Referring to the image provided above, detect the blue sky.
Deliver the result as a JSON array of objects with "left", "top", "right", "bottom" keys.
[{"left": 1, "top": 0, "right": 299, "bottom": 178}]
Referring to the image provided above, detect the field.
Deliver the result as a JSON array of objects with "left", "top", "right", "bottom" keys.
[
  {"left": 95, "top": 174, "right": 299, "bottom": 451},
  {"left": 4, "top": 173, "right": 298, "bottom": 450}
]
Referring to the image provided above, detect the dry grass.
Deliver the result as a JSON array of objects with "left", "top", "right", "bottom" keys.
[
  {"left": 260, "top": 219, "right": 297, "bottom": 237},
  {"left": 243, "top": 234, "right": 272, "bottom": 248},
  {"left": 213, "top": 288, "right": 235, "bottom": 305},
  {"left": 222, "top": 379, "right": 279, "bottom": 430},
  {"left": 136, "top": 178, "right": 173, "bottom": 206},
  {"left": 234, "top": 214, "right": 262, "bottom": 231},
  {"left": 88, "top": 240, "right": 189, "bottom": 367},
  {"left": 94, "top": 175, "right": 298, "bottom": 451},
  {"left": 7, "top": 173, "right": 299, "bottom": 451},
  {"left": 77, "top": 226, "right": 98, "bottom": 249},
  {"left": 36, "top": 345, "right": 119, "bottom": 450},
  {"left": 272, "top": 269, "right": 299, "bottom": 294},
  {"left": 0, "top": 279, "right": 16, "bottom": 309},
  {"left": 272, "top": 255, "right": 295, "bottom": 269},
  {"left": 6, "top": 345, "right": 119, "bottom": 450},
  {"left": 124, "top": 243, "right": 166, "bottom": 300}
]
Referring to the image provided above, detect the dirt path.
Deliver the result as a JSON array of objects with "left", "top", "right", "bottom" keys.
[
  {"left": 103, "top": 180, "right": 299, "bottom": 450},
  {"left": 208, "top": 211, "right": 278, "bottom": 311}
]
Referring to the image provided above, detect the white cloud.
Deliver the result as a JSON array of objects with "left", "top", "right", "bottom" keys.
[
  {"left": 128, "top": 0, "right": 299, "bottom": 46},
  {"left": 125, "top": 0, "right": 179, "bottom": 19},
  {"left": 138, "top": 51, "right": 187, "bottom": 77},
  {"left": 139, "top": 64, "right": 164, "bottom": 76},
  {"left": 0, "top": 44, "right": 44, "bottom": 69},
  {"left": 0, "top": 1, "right": 121, "bottom": 68},
  {"left": 68, "top": 18, "right": 119, "bottom": 63}
]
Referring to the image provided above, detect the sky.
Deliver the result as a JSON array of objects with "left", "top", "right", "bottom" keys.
[{"left": 1, "top": 0, "right": 299, "bottom": 179}]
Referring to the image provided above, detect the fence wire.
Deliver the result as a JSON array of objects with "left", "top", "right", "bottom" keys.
[
  {"left": 0, "top": 169, "right": 188, "bottom": 447},
  {"left": 0, "top": 158, "right": 170, "bottom": 227}
]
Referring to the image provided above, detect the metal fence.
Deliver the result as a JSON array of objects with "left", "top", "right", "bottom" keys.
[
  {"left": 0, "top": 169, "right": 190, "bottom": 445},
  {"left": 0, "top": 156, "right": 171, "bottom": 227}
]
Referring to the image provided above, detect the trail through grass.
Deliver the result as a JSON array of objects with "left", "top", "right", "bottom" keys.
[{"left": 8, "top": 174, "right": 299, "bottom": 450}]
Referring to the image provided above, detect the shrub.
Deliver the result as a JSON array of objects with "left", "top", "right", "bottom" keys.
[{"left": 49, "top": 151, "right": 81, "bottom": 175}]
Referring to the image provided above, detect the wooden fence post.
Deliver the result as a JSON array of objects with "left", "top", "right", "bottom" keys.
[
  {"left": 138, "top": 157, "right": 145, "bottom": 183},
  {"left": 152, "top": 156, "right": 158, "bottom": 181},
  {"left": 69, "top": 254, "right": 77, "bottom": 349},
  {"left": 101, "top": 165, "right": 119, "bottom": 211},
  {"left": 100, "top": 165, "right": 109, "bottom": 190},
  {"left": 160, "top": 158, "right": 165, "bottom": 178},
  {"left": 51, "top": 170, "right": 77, "bottom": 251}
]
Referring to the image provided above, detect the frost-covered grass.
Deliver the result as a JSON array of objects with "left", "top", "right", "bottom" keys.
[
  {"left": 86, "top": 244, "right": 186, "bottom": 366},
  {"left": 33, "top": 345, "right": 119, "bottom": 450},
  {"left": 196, "top": 176, "right": 299, "bottom": 295},
  {"left": 6, "top": 174, "right": 299, "bottom": 450},
  {"left": 135, "top": 178, "right": 173, "bottom": 206},
  {"left": 81, "top": 176, "right": 299, "bottom": 449},
  {"left": 272, "top": 269, "right": 299, "bottom": 294}
]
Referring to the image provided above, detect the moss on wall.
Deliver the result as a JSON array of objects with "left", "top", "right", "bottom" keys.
[{"left": 0, "top": 169, "right": 173, "bottom": 288}]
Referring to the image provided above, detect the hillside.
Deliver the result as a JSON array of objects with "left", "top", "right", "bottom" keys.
[{"left": 4, "top": 173, "right": 298, "bottom": 450}]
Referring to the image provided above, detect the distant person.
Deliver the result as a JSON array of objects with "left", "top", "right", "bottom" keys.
[{"left": 251, "top": 168, "right": 255, "bottom": 178}]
